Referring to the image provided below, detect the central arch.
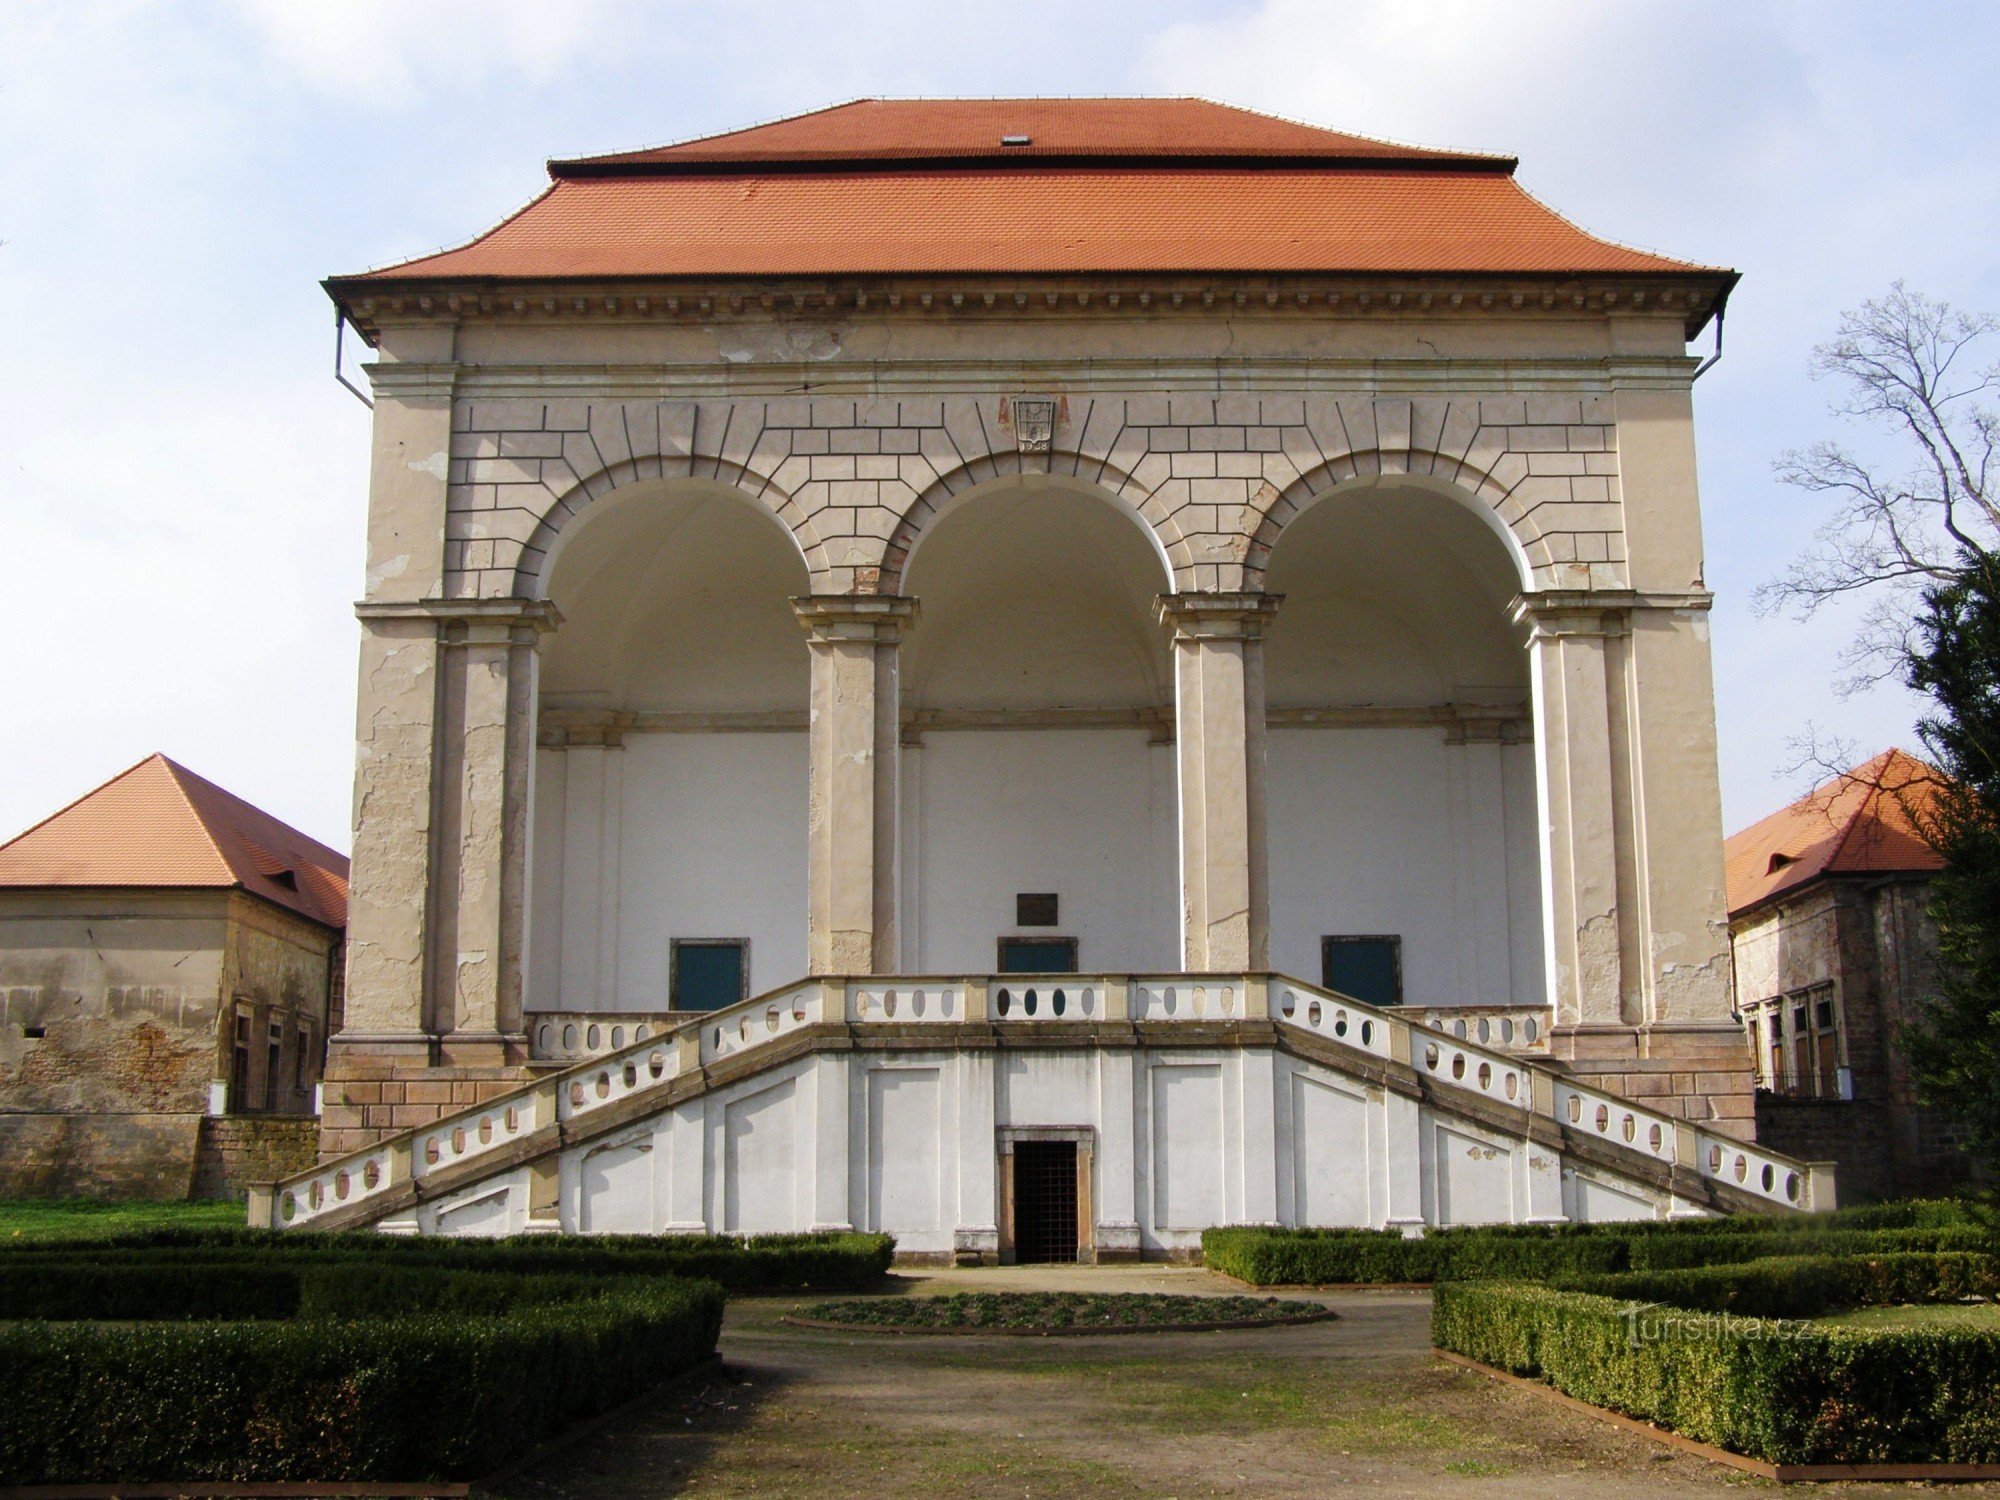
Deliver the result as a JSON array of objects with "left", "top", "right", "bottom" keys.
[{"left": 899, "top": 479, "right": 1178, "bottom": 973}]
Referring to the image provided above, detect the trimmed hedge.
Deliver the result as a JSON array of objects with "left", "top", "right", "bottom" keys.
[
  {"left": 0, "top": 1229, "right": 896, "bottom": 1293},
  {"left": 1560, "top": 1252, "right": 2000, "bottom": 1319},
  {"left": 1203, "top": 1219, "right": 1996, "bottom": 1286},
  {"left": 0, "top": 1263, "right": 724, "bottom": 1483},
  {"left": 1432, "top": 1280, "right": 2000, "bottom": 1464}
]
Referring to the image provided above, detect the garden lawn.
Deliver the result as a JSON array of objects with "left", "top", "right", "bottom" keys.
[
  {"left": 0, "top": 1198, "right": 244, "bottom": 1243},
  {"left": 1818, "top": 1303, "right": 2000, "bottom": 1331}
]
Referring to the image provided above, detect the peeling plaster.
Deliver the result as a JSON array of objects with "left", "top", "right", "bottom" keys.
[{"left": 407, "top": 449, "right": 450, "bottom": 481}]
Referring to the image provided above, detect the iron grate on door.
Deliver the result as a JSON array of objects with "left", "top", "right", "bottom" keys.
[{"left": 1012, "top": 1140, "right": 1079, "bottom": 1264}]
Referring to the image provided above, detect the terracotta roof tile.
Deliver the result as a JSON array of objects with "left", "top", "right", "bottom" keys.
[
  {"left": 1724, "top": 749, "right": 1945, "bottom": 917},
  {"left": 0, "top": 755, "right": 348, "bottom": 930},
  {"left": 557, "top": 98, "right": 1501, "bottom": 169},
  {"left": 347, "top": 166, "right": 1711, "bottom": 283},
  {"left": 332, "top": 98, "right": 1723, "bottom": 291}
]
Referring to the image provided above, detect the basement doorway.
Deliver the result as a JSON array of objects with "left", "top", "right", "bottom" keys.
[{"left": 1011, "top": 1140, "right": 1079, "bottom": 1264}]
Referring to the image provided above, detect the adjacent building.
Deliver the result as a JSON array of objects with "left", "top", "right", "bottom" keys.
[
  {"left": 1726, "top": 748, "right": 1972, "bottom": 1202},
  {"left": 0, "top": 755, "right": 347, "bottom": 1198}
]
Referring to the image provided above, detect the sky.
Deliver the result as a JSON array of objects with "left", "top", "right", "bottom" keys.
[{"left": 4, "top": 0, "right": 1997, "bottom": 852}]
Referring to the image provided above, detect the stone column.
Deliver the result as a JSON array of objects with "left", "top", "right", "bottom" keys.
[
  {"left": 1156, "top": 593, "right": 1281, "bottom": 972},
  {"left": 439, "top": 602, "right": 557, "bottom": 1064},
  {"left": 792, "top": 596, "right": 919, "bottom": 975},
  {"left": 1512, "top": 594, "right": 1627, "bottom": 1031}
]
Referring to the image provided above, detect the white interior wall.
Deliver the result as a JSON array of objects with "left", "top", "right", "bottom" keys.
[{"left": 906, "top": 729, "right": 1177, "bottom": 974}]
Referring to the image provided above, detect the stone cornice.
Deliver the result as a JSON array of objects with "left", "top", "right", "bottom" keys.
[
  {"left": 1510, "top": 588, "right": 1712, "bottom": 635},
  {"left": 368, "top": 354, "right": 1709, "bottom": 402},
  {"left": 791, "top": 593, "right": 920, "bottom": 644},
  {"left": 1155, "top": 591, "right": 1284, "bottom": 642},
  {"left": 334, "top": 269, "right": 1727, "bottom": 344},
  {"left": 356, "top": 598, "right": 563, "bottom": 632}
]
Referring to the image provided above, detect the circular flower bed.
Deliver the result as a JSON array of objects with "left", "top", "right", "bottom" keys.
[{"left": 786, "top": 1290, "right": 1335, "bottom": 1335}]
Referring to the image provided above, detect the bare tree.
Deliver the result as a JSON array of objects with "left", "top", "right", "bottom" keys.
[{"left": 1757, "top": 284, "right": 2000, "bottom": 689}]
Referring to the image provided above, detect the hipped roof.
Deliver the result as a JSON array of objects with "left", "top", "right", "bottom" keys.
[
  {"left": 1724, "top": 749, "right": 1945, "bottom": 918},
  {"left": 331, "top": 98, "right": 1729, "bottom": 303},
  {"left": 0, "top": 755, "right": 348, "bottom": 930}
]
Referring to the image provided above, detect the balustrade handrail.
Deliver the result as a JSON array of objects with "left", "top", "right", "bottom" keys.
[{"left": 260, "top": 970, "right": 1831, "bottom": 1228}]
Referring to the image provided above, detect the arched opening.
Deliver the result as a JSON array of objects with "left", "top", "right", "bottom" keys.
[
  {"left": 528, "top": 481, "right": 810, "bottom": 1014},
  {"left": 1263, "top": 483, "right": 1545, "bottom": 1008},
  {"left": 900, "top": 480, "right": 1177, "bottom": 973}
]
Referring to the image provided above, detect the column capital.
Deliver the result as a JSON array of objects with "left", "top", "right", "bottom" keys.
[
  {"left": 792, "top": 594, "right": 920, "bottom": 644},
  {"left": 1510, "top": 588, "right": 1712, "bottom": 638},
  {"left": 1154, "top": 591, "right": 1283, "bottom": 643},
  {"left": 356, "top": 596, "right": 563, "bottom": 644}
]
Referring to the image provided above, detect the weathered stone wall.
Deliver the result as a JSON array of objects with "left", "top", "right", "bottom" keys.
[
  {"left": 193, "top": 1115, "right": 320, "bottom": 1200},
  {"left": 0, "top": 889, "right": 340, "bottom": 1197}
]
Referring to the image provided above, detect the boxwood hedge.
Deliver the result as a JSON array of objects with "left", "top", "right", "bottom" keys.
[
  {"left": 1558, "top": 1251, "right": 2000, "bottom": 1319},
  {"left": 1203, "top": 1205, "right": 1994, "bottom": 1286},
  {"left": 1432, "top": 1279, "right": 2000, "bottom": 1464},
  {"left": 0, "top": 1261, "right": 725, "bottom": 1484}
]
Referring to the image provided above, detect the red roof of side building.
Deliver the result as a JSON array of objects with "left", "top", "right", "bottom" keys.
[
  {"left": 1724, "top": 749, "right": 1945, "bottom": 919},
  {"left": 332, "top": 98, "right": 1726, "bottom": 290},
  {"left": 0, "top": 755, "right": 348, "bottom": 931}
]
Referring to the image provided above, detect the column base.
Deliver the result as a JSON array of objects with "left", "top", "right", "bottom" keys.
[
  {"left": 319, "top": 1032, "right": 535, "bottom": 1159},
  {"left": 1550, "top": 1022, "right": 1756, "bottom": 1141}
]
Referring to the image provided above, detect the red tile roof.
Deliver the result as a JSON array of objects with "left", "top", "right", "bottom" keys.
[
  {"left": 0, "top": 755, "right": 348, "bottom": 930},
  {"left": 556, "top": 98, "right": 1505, "bottom": 170},
  {"left": 1725, "top": 749, "right": 1945, "bottom": 918},
  {"left": 334, "top": 98, "right": 1724, "bottom": 289}
]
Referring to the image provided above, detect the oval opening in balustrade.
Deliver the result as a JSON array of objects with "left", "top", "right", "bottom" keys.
[
  {"left": 1024, "top": 990, "right": 1039, "bottom": 1017},
  {"left": 363, "top": 1159, "right": 381, "bottom": 1190},
  {"left": 1709, "top": 1144, "right": 1723, "bottom": 1174},
  {"left": 425, "top": 1137, "right": 442, "bottom": 1166},
  {"left": 563, "top": 1024, "right": 579, "bottom": 1050},
  {"left": 451, "top": 1125, "right": 467, "bottom": 1155},
  {"left": 280, "top": 1191, "right": 297, "bottom": 1222},
  {"left": 1648, "top": 1122, "right": 1662, "bottom": 1152},
  {"left": 912, "top": 990, "right": 926, "bottom": 1018},
  {"left": 1621, "top": 1113, "right": 1636, "bottom": 1143},
  {"left": 1334, "top": 1010, "right": 1348, "bottom": 1038},
  {"left": 1761, "top": 1163, "right": 1775, "bottom": 1192},
  {"left": 766, "top": 1005, "right": 780, "bottom": 1033},
  {"left": 1359, "top": 1019, "right": 1374, "bottom": 1047},
  {"left": 1308, "top": 1000, "right": 1322, "bottom": 1028},
  {"left": 309, "top": 1180, "right": 323, "bottom": 1209},
  {"left": 942, "top": 990, "right": 957, "bottom": 1018},
  {"left": 1280, "top": 990, "right": 1297, "bottom": 1018},
  {"left": 1477, "top": 1061, "right": 1492, "bottom": 1091},
  {"left": 884, "top": 990, "right": 898, "bottom": 1018},
  {"left": 587, "top": 1024, "right": 601, "bottom": 1050},
  {"left": 335, "top": 1169, "right": 350, "bottom": 1201},
  {"left": 1500, "top": 1018, "right": 1515, "bottom": 1043},
  {"left": 594, "top": 1071, "right": 611, "bottom": 1099},
  {"left": 1192, "top": 985, "right": 1207, "bottom": 1017},
  {"left": 611, "top": 1025, "right": 626, "bottom": 1049},
  {"left": 996, "top": 988, "right": 1013, "bottom": 1017},
  {"left": 478, "top": 1116, "right": 493, "bottom": 1145},
  {"left": 1567, "top": 1094, "right": 1582, "bottom": 1124},
  {"left": 569, "top": 1081, "right": 587, "bottom": 1108},
  {"left": 1453, "top": 1019, "right": 1468, "bottom": 1039},
  {"left": 537, "top": 1024, "right": 553, "bottom": 1052},
  {"left": 1734, "top": 1154, "right": 1748, "bottom": 1183},
  {"left": 1081, "top": 988, "right": 1096, "bottom": 1017},
  {"left": 1424, "top": 1042, "right": 1440, "bottom": 1071},
  {"left": 1524, "top": 1019, "right": 1540, "bottom": 1043},
  {"left": 1786, "top": 1171, "right": 1801, "bottom": 1203},
  {"left": 623, "top": 1061, "right": 638, "bottom": 1088},
  {"left": 1222, "top": 987, "right": 1236, "bottom": 1016},
  {"left": 1593, "top": 1104, "right": 1609, "bottom": 1133},
  {"left": 1477, "top": 1019, "right": 1491, "bottom": 1044},
  {"left": 648, "top": 1050, "right": 666, "bottom": 1079},
  {"left": 1505, "top": 1072, "right": 1518, "bottom": 1101},
  {"left": 1052, "top": 989, "right": 1067, "bottom": 1017},
  {"left": 505, "top": 1105, "right": 519, "bottom": 1133},
  {"left": 1163, "top": 986, "right": 1178, "bottom": 1016},
  {"left": 714, "top": 1026, "right": 725, "bottom": 1048},
  {"left": 739, "top": 1015, "right": 752, "bottom": 1041},
  {"left": 637, "top": 1024, "right": 651, "bottom": 1041},
  {"left": 793, "top": 994, "right": 808, "bottom": 1023},
  {"left": 1450, "top": 1054, "right": 1466, "bottom": 1081}
]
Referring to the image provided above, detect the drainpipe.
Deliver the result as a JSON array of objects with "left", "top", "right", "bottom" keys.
[
  {"left": 1691, "top": 299, "right": 1726, "bottom": 382},
  {"left": 334, "top": 308, "right": 374, "bottom": 409}
]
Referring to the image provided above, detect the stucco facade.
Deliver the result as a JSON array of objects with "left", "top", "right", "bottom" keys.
[{"left": 294, "top": 101, "right": 1793, "bottom": 1243}]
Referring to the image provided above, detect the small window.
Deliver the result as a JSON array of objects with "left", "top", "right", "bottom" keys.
[
  {"left": 295, "top": 1026, "right": 312, "bottom": 1093},
  {"left": 1015, "top": 893, "right": 1060, "bottom": 927},
  {"left": 671, "top": 940, "right": 748, "bottom": 1012},
  {"left": 231, "top": 1015, "right": 252, "bottom": 1113},
  {"left": 265, "top": 1022, "right": 284, "bottom": 1112},
  {"left": 1321, "top": 936, "right": 1402, "bottom": 1007},
  {"left": 998, "top": 937, "right": 1078, "bottom": 974}
]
